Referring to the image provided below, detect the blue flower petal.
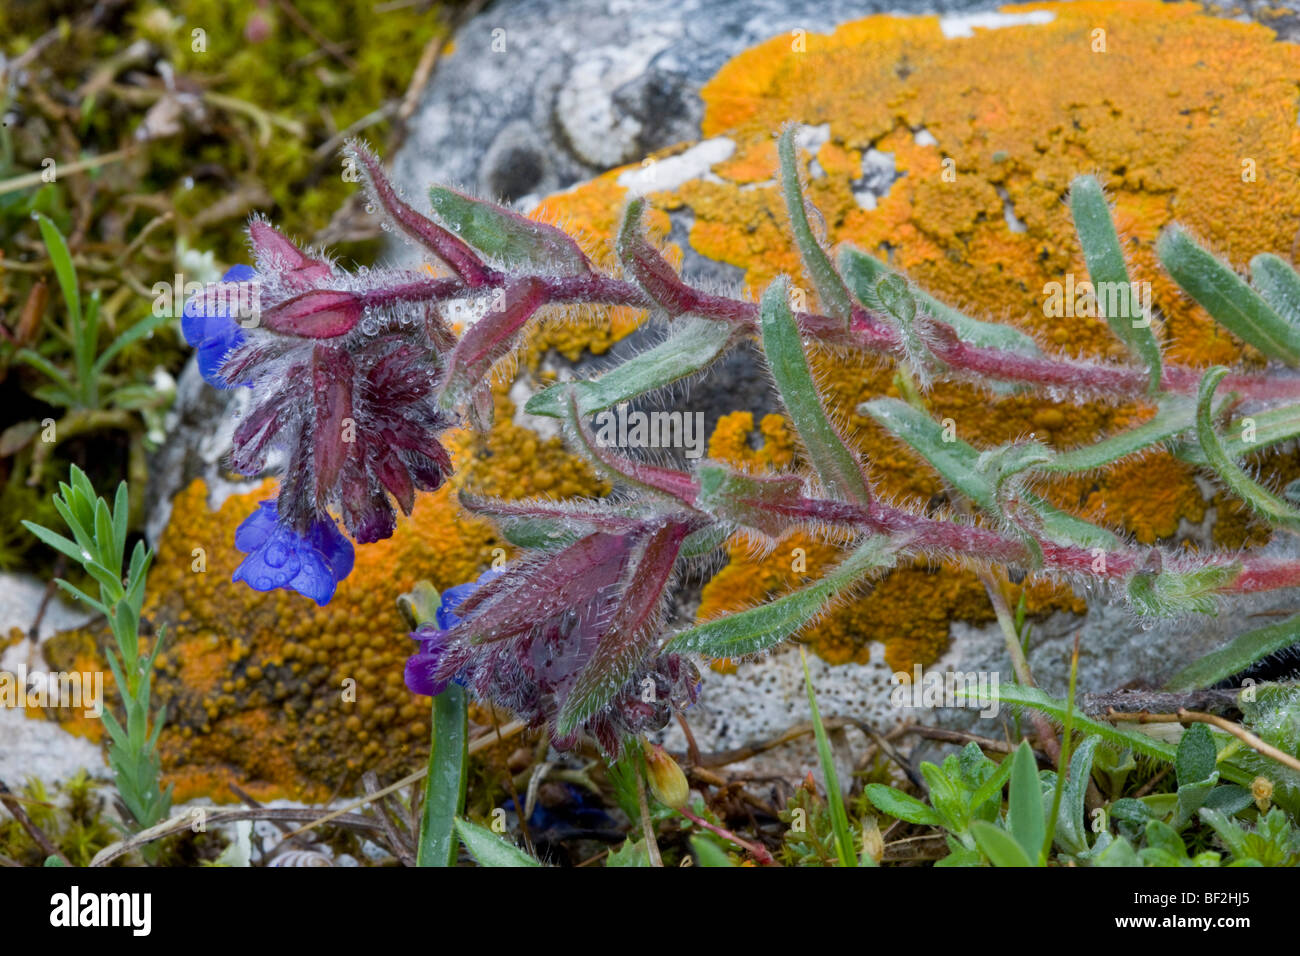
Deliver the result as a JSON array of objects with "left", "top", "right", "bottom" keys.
[
  {"left": 222, "top": 264, "right": 257, "bottom": 284},
  {"left": 233, "top": 501, "right": 277, "bottom": 552},
  {"left": 183, "top": 264, "right": 258, "bottom": 388},
  {"left": 232, "top": 500, "right": 354, "bottom": 605},
  {"left": 306, "top": 518, "right": 354, "bottom": 584},
  {"left": 288, "top": 551, "right": 337, "bottom": 606}
]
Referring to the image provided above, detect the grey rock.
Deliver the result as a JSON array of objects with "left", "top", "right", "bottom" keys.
[{"left": 390, "top": 0, "right": 1038, "bottom": 216}]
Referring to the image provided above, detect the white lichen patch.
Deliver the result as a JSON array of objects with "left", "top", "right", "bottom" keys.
[
  {"left": 617, "top": 137, "right": 736, "bottom": 196},
  {"left": 939, "top": 9, "right": 1055, "bottom": 39}
]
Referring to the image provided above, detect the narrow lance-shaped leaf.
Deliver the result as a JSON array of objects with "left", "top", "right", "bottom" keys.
[
  {"left": 859, "top": 397, "right": 992, "bottom": 507},
  {"left": 838, "top": 246, "right": 1042, "bottom": 357},
  {"left": 667, "top": 535, "right": 897, "bottom": 657},
  {"left": 802, "top": 648, "right": 856, "bottom": 867},
  {"left": 428, "top": 186, "right": 591, "bottom": 274},
  {"left": 1166, "top": 612, "right": 1300, "bottom": 691},
  {"left": 34, "top": 212, "right": 80, "bottom": 328},
  {"left": 861, "top": 397, "right": 1122, "bottom": 549},
  {"left": 1069, "top": 175, "right": 1161, "bottom": 391},
  {"left": 1006, "top": 741, "right": 1045, "bottom": 865},
  {"left": 557, "top": 521, "right": 689, "bottom": 736},
  {"left": 1250, "top": 253, "right": 1300, "bottom": 326},
  {"left": 420, "top": 681, "right": 468, "bottom": 867},
  {"left": 526, "top": 316, "right": 733, "bottom": 419},
  {"left": 760, "top": 278, "right": 872, "bottom": 505},
  {"left": 1158, "top": 224, "right": 1300, "bottom": 365},
  {"left": 1045, "top": 397, "right": 1195, "bottom": 473},
  {"left": 777, "top": 127, "right": 854, "bottom": 324},
  {"left": 1175, "top": 399, "right": 1300, "bottom": 465},
  {"left": 1196, "top": 365, "right": 1300, "bottom": 531},
  {"left": 970, "top": 820, "right": 1034, "bottom": 868}
]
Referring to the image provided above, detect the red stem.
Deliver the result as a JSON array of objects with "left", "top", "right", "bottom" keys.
[{"left": 360, "top": 269, "right": 1300, "bottom": 403}]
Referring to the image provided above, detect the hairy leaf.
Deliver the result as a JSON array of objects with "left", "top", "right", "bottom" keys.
[
  {"left": 1158, "top": 225, "right": 1300, "bottom": 364},
  {"left": 761, "top": 279, "right": 872, "bottom": 504},
  {"left": 428, "top": 186, "right": 590, "bottom": 274},
  {"left": 526, "top": 317, "right": 732, "bottom": 418},
  {"left": 1069, "top": 175, "right": 1161, "bottom": 390},
  {"left": 666, "top": 536, "right": 896, "bottom": 657}
]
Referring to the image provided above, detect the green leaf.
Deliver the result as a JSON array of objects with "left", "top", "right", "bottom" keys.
[
  {"left": 838, "top": 246, "right": 1042, "bottom": 357},
  {"left": 760, "top": 278, "right": 872, "bottom": 505},
  {"left": 111, "top": 482, "right": 128, "bottom": 566},
  {"left": 861, "top": 398, "right": 1120, "bottom": 548},
  {"left": 428, "top": 186, "right": 590, "bottom": 274},
  {"left": 969, "top": 755, "right": 1015, "bottom": 816},
  {"left": 690, "top": 835, "right": 736, "bottom": 867},
  {"left": 1158, "top": 224, "right": 1300, "bottom": 364},
  {"left": 418, "top": 684, "right": 470, "bottom": 867},
  {"left": 1175, "top": 723, "right": 1217, "bottom": 787},
  {"left": 970, "top": 820, "right": 1034, "bottom": 867},
  {"left": 525, "top": 317, "right": 732, "bottom": 418},
  {"left": 1142, "top": 819, "right": 1190, "bottom": 861},
  {"left": 34, "top": 212, "right": 80, "bottom": 328},
  {"left": 1202, "top": 784, "right": 1253, "bottom": 817},
  {"left": 777, "top": 127, "right": 854, "bottom": 322},
  {"left": 1006, "top": 741, "right": 1045, "bottom": 864},
  {"left": 22, "top": 520, "right": 86, "bottom": 565},
  {"left": 859, "top": 398, "right": 992, "bottom": 508},
  {"left": 53, "top": 578, "right": 106, "bottom": 615},
  {"left": 93, "top": 312, "right": 172, "bottom": 378},
  {"left": 1093, "top": 835, "right": 1142, "bottom": 867},
  {"left": 43, "top": 855, "right": 68, "bottom": 867},
  {"left": 1052, "top": 735, "right": 1101, "bottom": 856},
  {"left": 13, "top": 348, "right": 75, "bottom": 396},
  {"left": 802, "top": 648, "right": 855, "bottom": 867},
  {"left": 1175, "top": 776, "right": 1219, "bottom": 829},
  {"left": 1250, "top": 253, "right": 1300, "bottom": 325},
  {"left": 666, "top": 536, "right": 896, "bottom": 657},
  {"left": 1030, "top": 496, "right": 1120, "bottom": 550},
  {"left": 606, "top": 838, "right": 654, "bottom": 867},
  {"left": 454, "top": 817, "right": 541, "bottom": 867},
  {"left": 1175, "top": 399, "right": 1300, "bottom": 464},
  {"left": 1167, "top": 613, "right": 1300, "bottom": 690},
  {"left": 1045, "top": 397, "right": 1195, "bottom": 473},
  {"left": 1126, "top": 562, "right": 1240, "bottom": 618},
  {"left": 1069, "top": 175, "right": 1161, "bottom": 390},
  {"left": 864, "top": 784, "right": 943, "bottom": 827},
  {"left": 1196, "top": 365, "right": 1300, "bottom": 530},
  {"left": 1197, "top": 807, "right": 1251, "bottom": 859}
]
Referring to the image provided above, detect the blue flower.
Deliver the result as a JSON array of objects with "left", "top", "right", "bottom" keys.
[
  {"left": 232, "top": 499, "right": 354, "bottom": 606},
  {"left": 182, "top": 264, "right": 257, "bottom": 388},
  {"left": 404, "top": 569, "right": 501, "bottom": 696}
]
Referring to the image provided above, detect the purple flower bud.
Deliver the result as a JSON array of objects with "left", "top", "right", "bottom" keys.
[{"left": 232, "top": 499, "right": 354, "bottom": 605}]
